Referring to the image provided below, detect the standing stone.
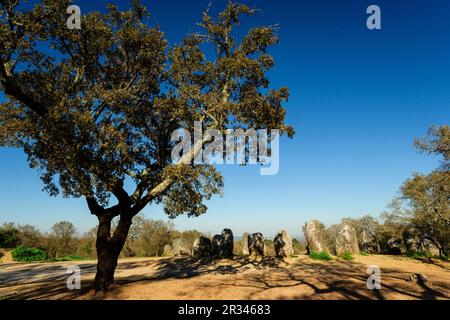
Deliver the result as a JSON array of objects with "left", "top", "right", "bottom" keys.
[
  {"left": 360, "top": 230, "right": 380, "bottom": 254},
  {"left": 422, "top": 239, "right": 440, "bottom": 256},
  {"left": 386, "top": 237, "right": 406, "bottom": 255},
  {"left": 163, "top": 244, "right": 173, "bottom": 256},
  {"left": 242, "top": 233, "right": 250, "bottom": 255},
  {"left": 336, "top": 223, "right": 360, "bottom": 256},
  {"left": 304, "top": 220, "right": 327, "bottom": 254},
  {"left": 248, "top": 233, "right": 265, "bottom": 256},
  {"left": 264, "top": 242, "right": 269, "bottom": 256},
  {"left": 274, "top": 230, "right": 294, "bottom": 258},
  {"left": 221, "top": 229, "right": 234, "bottom": 258},
  {"left": 403, "top": 228, "right": 422, "bottom": 252},
  {"left": 211, "top": 229, "right": 234, "bottom": 258},
  {"left": 172, "top": 238, "right": 191, "bottom": 256},
  {"left": 193, "top": 236, "right": 212, "bottom": 257},
  {"left": 211, "top": 234, "right": 222, "bottom": 257},
  {"left": 409, "top": 273, "right": 430, "bottom": 285}
]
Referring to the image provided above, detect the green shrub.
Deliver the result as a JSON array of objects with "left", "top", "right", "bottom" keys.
[
  {"left": 340, "top": 252, "right": 354, "bottom": 261},
  {"left": 0, "top": 224, "right": 21, "bottom": 248},
  {"left": 12, "top": 246, "right": 48, "bottom": 262},
  {"left": 309, "top": 251, "right": 332, "bottom": 261},
  {"left": 360, "top": 251, "right": 369, "bottom": 256}
]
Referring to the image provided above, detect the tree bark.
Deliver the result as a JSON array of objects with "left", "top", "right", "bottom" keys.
[{"left": 93, "top": 214, "right": 132, "bottom": 294}]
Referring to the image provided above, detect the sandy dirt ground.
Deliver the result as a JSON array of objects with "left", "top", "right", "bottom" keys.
[
  {"left": 0, "top": 254, "right": 449, "bottom": 300},
  {"left": 0, "top": 249, "right": 13, "bottom": 264}
]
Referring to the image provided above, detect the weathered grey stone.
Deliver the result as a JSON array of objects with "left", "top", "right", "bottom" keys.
[
  {"left": 336, "top": 223, "right": 360, "bottom": 256},
  {"left": 274, "top": 230, "right": 294, "bottom": 258},
  {"left": 193, "top": 236, "right": 212, "bottom": 257},
  {"left": 304, "top": 220, "right": 327, "bottom": 254},
  {"left": 211, "top": 234, "right": 222, "bottom": 256},
  {"left": 409, "top": 273, "right": 430, "bottom": 285},
  {"left": 403, "top": 228, "right": 440, "bottom": 256},
  {"left": 403, "top": 228, "right": 422, "bottom": 252},
  {"left": 242, "top": 232, "right": 250, "bottom": 256},
  {"left": 360, "top": 230, "right": 380, "bottom": 254},
  {"left": 211, "top": 229, "right": 234, "bottom": 258},
  {"left": 264, "top": 242, "right": 269, "bottom": 256},
  {"left": 386, "top": 237, "right": 406, "bottom": 255},
  {"left": 422, "top": 239, "right": 440, "bottom": 256},
  {"left": 172, "top": 238, "right": 191, "bottom": 256},
  {"left": 221, "top": 229, "right": 234, "bottom": 257},
  {"left": 248, "top": 233, "right": 265, "bottom": 256},
  {"left": 163, "top": 244, "right": 173, "bottom": 256}
]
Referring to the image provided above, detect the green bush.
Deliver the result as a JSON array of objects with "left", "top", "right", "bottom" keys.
[
  {"left": 360, "top": 251, "right": 369, "bottom": 256},
  {"left": 309, "top": 251, "right": 332, "bottom": 261},
  {"left": 12, "top": 246, "right": 48, "bottom": 262},
  {"left": 340, "top": 252, "right": 354, "bottom": 261},
  {"left": 0, "top": 224, "right": 21, "bottom": 248}
]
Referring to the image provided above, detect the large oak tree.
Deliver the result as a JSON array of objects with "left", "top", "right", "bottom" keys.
[{"left": 0, "top": 0, "right": 293, "bottom": 293}]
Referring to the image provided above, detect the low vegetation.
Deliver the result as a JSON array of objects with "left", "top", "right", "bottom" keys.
[
  {"left": 309, "top": 251, "right": 333, "bottom": 261},
  {"left": 0, "top": 217, "right": 207, "bottom": 262},
  {"left": 340, "top": 252, "right": 354, "bottom": 261},
  {"left": 11, "top": 246, "right": 48, "bottom": 262}
]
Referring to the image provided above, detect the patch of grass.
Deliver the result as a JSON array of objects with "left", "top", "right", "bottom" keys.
[
  {"left": 360, "top": 251, "right": 369, "bottom": 256},
  {"left": 406, "top": 250, "right": 433, "bottom": 260},
  {"left": 44, "top": 255, "right": 85, "bottom": 262},
  {"left": 405, "top": 251, "right": 450, "bottom": 262},
  {"left": 58, "top": 255, "right": 83, "bottom": 261},
  {"left": 340, "top": 252, "right": 354, "bottom": 261},
  {"left": 309, "top": 251, "right": 332, "bottom": 261},
  {"left": 435, "top": 255, "right": 449, "bottom": 261}
]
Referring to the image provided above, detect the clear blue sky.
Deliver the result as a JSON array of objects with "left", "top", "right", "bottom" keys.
[{"left": 0, "top": 0, "right": 449, "bottom": 237}]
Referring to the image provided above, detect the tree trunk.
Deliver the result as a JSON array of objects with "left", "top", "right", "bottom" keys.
[{"left": 93, "top": 214, "right": 132, "bottom": 294}]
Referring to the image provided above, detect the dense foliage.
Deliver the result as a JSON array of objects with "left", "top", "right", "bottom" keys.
[{"left": 12, "top": 246, "right": 48, "bottom": 262}]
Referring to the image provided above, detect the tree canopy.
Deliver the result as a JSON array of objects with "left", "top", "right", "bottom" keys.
[
  {"left": 0, "top": 0, "right": 294, "bottom": 292},
  {"left": 386, "top": 125, "right": 450, "bottom": 256},
  {"left": 0, "top": 0, "right": 293, "bottom": 218}
]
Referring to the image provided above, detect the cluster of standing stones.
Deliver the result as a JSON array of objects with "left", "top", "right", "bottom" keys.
[
  {"left": 304, "top": 220, "right": 439, "bottom": 256},
  {"left": 163, "top": 219, "right": 439, "bottom": 259},
  {"left": 164, "top": 229, "right": 295, "bottom": 259},
  {"left": 305, "top": 219, "right": 389, "bottom": 256}
]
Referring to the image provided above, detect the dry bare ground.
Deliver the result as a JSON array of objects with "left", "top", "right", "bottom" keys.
[{"left": 0, "top": 255, "right": 449, "bottom": 300}]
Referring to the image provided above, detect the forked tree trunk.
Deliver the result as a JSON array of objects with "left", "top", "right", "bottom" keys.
[{"left": 93, "top": 214, "right": 132, "bottom": 294}]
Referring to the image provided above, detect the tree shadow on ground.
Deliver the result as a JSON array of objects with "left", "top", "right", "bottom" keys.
[
  {"left": 108, "top": 256, "right": 450, "bottom": 300},
  {"left": 414, "top": 257, "right": 450, "bottom": 271},
  {"left": 1, "top": 256, "right": 449, "bottom": 300}
]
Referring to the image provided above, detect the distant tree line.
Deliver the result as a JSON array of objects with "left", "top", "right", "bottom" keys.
[{"left": 0, "top": 216, "right": 205, "bottom": 260}]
